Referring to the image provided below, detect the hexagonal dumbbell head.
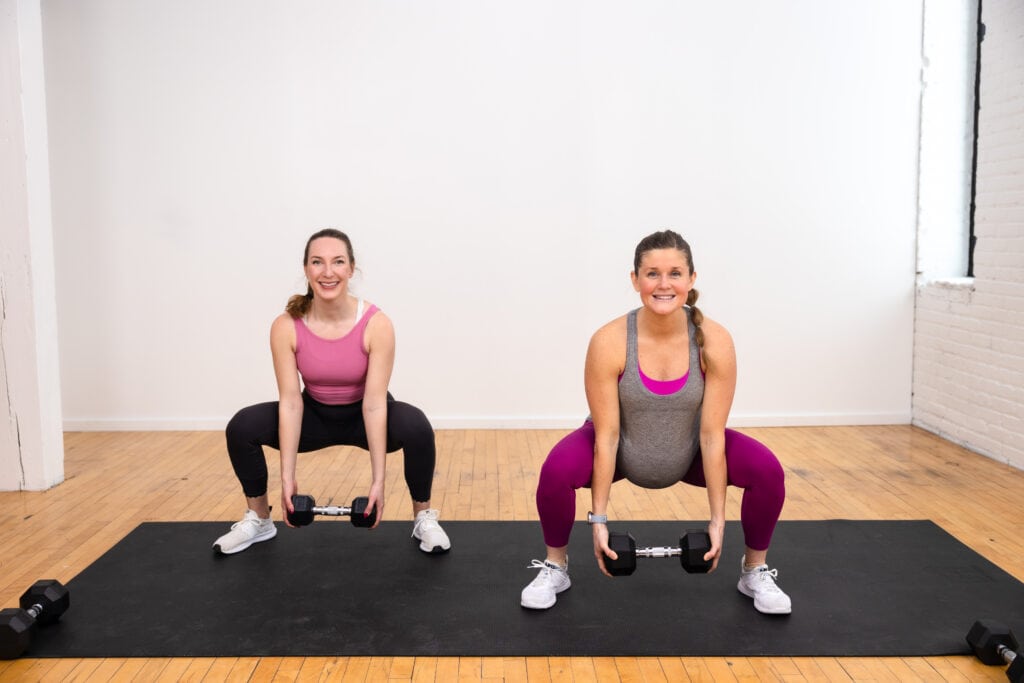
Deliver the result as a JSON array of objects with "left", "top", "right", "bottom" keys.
[
  {"left": 288, "top": 495, "right": 317, "bottom": 526},
  {"left": 19, "top": 580, "right": 69, "bottom": 626},
  {"left": 0, "top": 607, "right": 38, "bottom": 660},
  {"left": 966, "top": 619, "right": 1019, "bottom": 665},
  {"left": 350, "top": 496, "right": 376, "bottom": 528},
  {"left": 606, "top": 532, "right": 638, "bottom": 576},
  {"left": 680, "top": 531, "right": 712, "bottom": 574}
]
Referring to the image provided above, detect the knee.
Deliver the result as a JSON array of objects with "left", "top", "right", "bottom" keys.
[
  {"left": 225, "top": 404, "right": 275, "bottom": 460},
  {"left": 408, "top": 406, "right": 434, "bottom": 438},
  {"left": 756, "top": 451, "right": 786, "bottom": 499},
  {"left": 538, "top": 449, "right": 584, "bottom": 494},
  {"left": 225, "top": 409, "right": 248, "bottom": 448},
  {"left": 391, "top": 402, "right": 433, "bottom": 435}
]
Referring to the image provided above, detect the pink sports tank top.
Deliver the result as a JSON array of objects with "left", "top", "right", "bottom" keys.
[{"left": 294, "top": 303, "right": 379, "bottom": 404}]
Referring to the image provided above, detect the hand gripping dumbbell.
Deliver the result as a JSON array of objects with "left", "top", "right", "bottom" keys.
[
  {"left": 287, "top": 494, "right": 377, "bottom": 528},
  {"left": 966, "top": 619, "right": 1024, "bottom": 683},
  {"left": 604, "top": 530, "right": 712, "bottom": 576},
  {"left": 0, "top": 579, "right": 70, "bottom": 659}
]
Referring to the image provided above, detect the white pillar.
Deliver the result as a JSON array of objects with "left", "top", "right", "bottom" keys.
[{"left": 0, "top": 0, "right": 64, "bottom": 490}]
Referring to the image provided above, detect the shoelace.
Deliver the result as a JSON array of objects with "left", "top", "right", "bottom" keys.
[
  {"left": 755, "top": 567, "right": 783, "bottom": 592},
  {"left": 412, "top": 512, "right": 440, "bottom": 537},
  {"left": 231, "top": 515, "right": 259, "bottom": 531},
  {"left": 526, "top": 559, "right": 562, "bottom": 585}
]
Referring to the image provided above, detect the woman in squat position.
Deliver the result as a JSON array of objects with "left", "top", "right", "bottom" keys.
[
  {"left": 521, "top": 230, "right": 790, "bottom": 614},
  {"left": 214, "top": 228, "right": 450, "bottom": 556}
]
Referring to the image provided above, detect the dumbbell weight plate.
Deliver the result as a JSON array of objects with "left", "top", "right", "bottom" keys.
[
  {"left": 288, "top": 495, "right": 317, "bottom": 526},
  {"left": 350, "top": 496, "right": 377, "bottom": 528},
  {"left": 606, "top": 532, "right": 637, "bottom": 576},
  {"left": 680, "top": 531, "right": 713, "bottom": 574},
  {"left": 967, "top": 619, "right": 1020, "bottom": 665},
  {"left": 20, "top": 580, "right": 70, "bottom": 626},
  {"left": 0, "top": 608, "right": 37, "bottom": 660}
]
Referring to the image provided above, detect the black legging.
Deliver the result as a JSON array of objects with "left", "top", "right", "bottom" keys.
[{"left": 225, "top": 391, "right": 436, "bottom": 501}]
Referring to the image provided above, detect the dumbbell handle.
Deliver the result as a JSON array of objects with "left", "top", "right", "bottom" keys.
[
  {"left": 634, "top": 546, "right": 684, "bottom": 559},
  {"left": 997, "top": 643, "right": 1017, "bottom": 665},
  {"left": 311, "top": 504, "right": 360, "bottom": 517},
  {"left": 23, "top": 603, "right": 44, "bottom": 620}
]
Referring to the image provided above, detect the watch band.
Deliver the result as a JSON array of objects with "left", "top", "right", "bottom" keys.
[{"left": 587, "top": 512, "right": 608, "bottom": 524}]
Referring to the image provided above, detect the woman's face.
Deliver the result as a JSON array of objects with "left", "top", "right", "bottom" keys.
[
  {"left": 304, "top": 237, "right": 353, "bottom": 301},
  {"left": 631, "top": 248, "right": 696, "bottom": 314}
]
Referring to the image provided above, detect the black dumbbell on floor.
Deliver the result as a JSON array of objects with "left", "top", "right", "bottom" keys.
[
  {"left": 604, "top": 530, "right": 712, "bottom": 576},
  {"left": 288, "top": 494, "right": 377, "bottom": 528},
  {"left": 0, "top": 579, "right": 71, "bottom": 660},
  {"left": 966, "top": 620, "right": 1024, "bottom": 683}
]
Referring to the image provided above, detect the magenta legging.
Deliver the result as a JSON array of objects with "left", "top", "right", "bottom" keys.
[{"left": 536, "top": 421, "right": 785, "bottom": 550}]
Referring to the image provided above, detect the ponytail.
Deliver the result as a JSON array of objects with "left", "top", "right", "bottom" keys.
[{"left": 285, "top": 286, "right": 313, "bottom": 318}]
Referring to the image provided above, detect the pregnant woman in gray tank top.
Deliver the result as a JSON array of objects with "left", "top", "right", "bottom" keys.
[{"left": 520, "top": 230, "right": 792, "bottom": 615}]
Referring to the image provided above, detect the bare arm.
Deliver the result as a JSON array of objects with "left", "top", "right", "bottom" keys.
[
  {"left": 584, "top": 318, "right": 626, "bottom": 576},
  {"left": 270, "top": 314, "right": 303, "bottom": 524},
  {"left": 361, "top": 310, "right": 395, "bottom": 528},
  {"left": 697, "top": 317, "right": 736, "bottom": 572}
]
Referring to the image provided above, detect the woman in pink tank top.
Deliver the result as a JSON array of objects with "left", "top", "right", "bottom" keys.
[{"left": 213, "top": 229, "right": 451, "bottom": 557}]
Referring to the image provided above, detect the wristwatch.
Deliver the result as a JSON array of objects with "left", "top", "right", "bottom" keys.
[{"left": 587, "top": 511, "right": 608, "bottom": 524}]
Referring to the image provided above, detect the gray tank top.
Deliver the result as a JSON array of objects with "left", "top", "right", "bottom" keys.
[{"left": 616, "top": 307, "right": 704, "bottom": 488}]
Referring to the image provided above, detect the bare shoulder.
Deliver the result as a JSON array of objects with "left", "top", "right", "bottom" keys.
[
  {"left": 270, "top": 312, "right": 296, "bottom": 337},
  {"left": 590, "top": 314, "right": 627, "bottom": 348},
  {"left": 587, "top": 314, "right": 628, "bottom": 370},
  {"left": 365, "top": 308, "right": 394, "bottom": 353},
  {"left": 366, "top": 307, "right": 393, "bottom": 333},
  {"left": 699, "top": 316, "right": 733, "bottom": 347},
  {"left": 270, "top": 313, "right": 297, "bottom": 356},
  {"left": 698, "top": 315, "right": 736, "bottom": 370}
]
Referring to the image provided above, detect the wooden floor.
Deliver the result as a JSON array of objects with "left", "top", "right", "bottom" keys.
[{"left": 0, "top": 425, "right": 1022, "bottom": 682}]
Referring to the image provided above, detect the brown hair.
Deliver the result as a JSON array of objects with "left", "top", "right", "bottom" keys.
[
  {"left": 285, "top": 229, "right": 356, "bottom": 319},
  {"left": 633, "top": 229, "right": 704, "bottom": 348}
]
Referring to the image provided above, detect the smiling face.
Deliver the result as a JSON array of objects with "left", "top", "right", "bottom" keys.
[
  {"left": 631, "top": 247, "right": 696, "bottom": 314},
  {"left": 304, "top": 236, "right": 354, "bottom": 301}
]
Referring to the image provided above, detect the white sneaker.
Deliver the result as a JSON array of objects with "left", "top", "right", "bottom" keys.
[
  {"left": 737, "top": 559, "right": 792, "bottom": 614},
  {"left": 412, "top": 509, "right": 451, "bottom": 554},
  {"left": 212, "top": 509, "right": 277, "bottom": 555},
  {"left": 520, "top": 559, "right": 571, "bottom": 609}
]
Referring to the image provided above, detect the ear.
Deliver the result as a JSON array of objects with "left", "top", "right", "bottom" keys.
[{"left": 630, "top": 270, "right": 640, "bottom": 292}]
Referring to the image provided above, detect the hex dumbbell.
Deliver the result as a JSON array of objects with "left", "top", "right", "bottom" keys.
[
  {"left": 288, "top": 494, "right": 377, "bottom": 528},
  {"left": 0, "top": 580, "right": 70, "bottom": 659},
  {"left": 966, "top": 620, "right": 1024, "bottom": 683},
  {"left": 604, "top": 530, "right": 712, "bottom": 576}
]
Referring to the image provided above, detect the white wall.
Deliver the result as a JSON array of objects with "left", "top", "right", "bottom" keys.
[
  {"left": 913, "top": 0, "right": 1024, "bottom": 470},
  {"left": 42, "top": 1, "right": 923, "bottom": 430},
  {"left": 0, "top": 0, "right": 64, "bottom": 490}
]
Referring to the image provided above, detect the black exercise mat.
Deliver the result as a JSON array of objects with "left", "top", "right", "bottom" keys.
[{"left": 26, "top": 520, "right": 1024, "bottom": 658}]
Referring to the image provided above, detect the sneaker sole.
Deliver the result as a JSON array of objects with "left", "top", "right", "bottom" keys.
[
  {"left": 521, "top": 597, "right": 556, "bottom": 609},
  {"left": 415, "top": 538, "right": 451, "bottom": 554},
  {"left": 736, "top": 582, "right": 792, "bottom": 614},
  {"left": 521, "top": 584, "right": 569, "bottom": 609},
  {"left": 213, "top": 527, "right": 277, "bottom": 555}
]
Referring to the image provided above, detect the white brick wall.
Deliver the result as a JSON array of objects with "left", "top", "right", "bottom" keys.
[{"left": 913, "top": 0, "right": 1024, "bottom": 470}]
